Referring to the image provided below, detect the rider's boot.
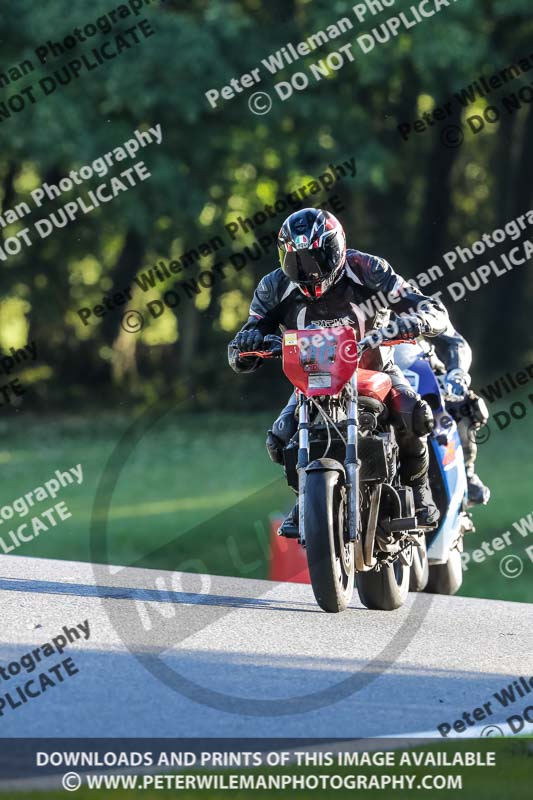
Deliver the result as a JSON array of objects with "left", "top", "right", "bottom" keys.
[
  {"left": 278, "top": 502, "right": 299, "bottom": 538},
  {"left": 401, "top": 446, "right": 440, "bottom": 528},
  {"left": 411, "top": 476, "right": 440, "bottom": 528},
  {"left": 466, "top": 468, "right": 490, "bottom": 506}
]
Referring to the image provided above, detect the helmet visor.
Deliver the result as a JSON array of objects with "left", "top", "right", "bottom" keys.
[
  {"left": 280, "top": 248, "right": 331, "bottom": 287},
  {"left": 283, "top": 229, "right": 344, "bottom": 278}
]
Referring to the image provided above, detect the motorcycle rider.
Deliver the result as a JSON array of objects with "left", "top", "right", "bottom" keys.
[
  {"left": 414, "top": 326, "right": 490, "bottom": 505},
  {"left": 228, "top": 208, "right": 450, "bottom": 535}
]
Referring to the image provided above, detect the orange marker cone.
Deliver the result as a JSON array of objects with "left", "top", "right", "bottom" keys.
[{"left": 268, "top": 516, "right": 310, "bottom": 584}]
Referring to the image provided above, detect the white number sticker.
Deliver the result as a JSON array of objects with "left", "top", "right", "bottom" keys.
[{"left": 308, "top": 373, "right": 331, "bottom": 389}]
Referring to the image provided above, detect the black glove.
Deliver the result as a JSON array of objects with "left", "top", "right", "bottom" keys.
[
  {"left": 234, "top": 329, "right": 264, "bottom": 353},
  {"left": 395, "top": 314, "right": 427, "bottom": 339},
  {"left": 263, "top": 334, "right": 283, "bottom": 355}
]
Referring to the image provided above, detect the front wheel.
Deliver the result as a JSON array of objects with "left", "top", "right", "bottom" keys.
[
  {"left": 356, "top": 556, "right": 410, "bottom": 610},
  {"left": 304, "top": 468, "right": 354, "bottom": 613},
  {"left": 426, "top": 547, "right": 463, "bottom": 595}
]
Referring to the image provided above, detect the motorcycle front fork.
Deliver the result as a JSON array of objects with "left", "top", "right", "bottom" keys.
[
  {"left": 296, "top": 376, "right": 359, "bottom": 545},
  {"left": 296, "top": 393, "right": 308, "bottom": 545},
  {"left": 345, "top": 375, "right": 359, "bottom": 542}
]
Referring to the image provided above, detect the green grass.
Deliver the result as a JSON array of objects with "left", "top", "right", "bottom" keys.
[
  {"left": 0, "top": 410, "right": 285, "bottom": 578},
  {"left": 0, "top": 402, "right": 531, "bottom": 602},
  {"left": 459, "top": 389, "right": 533, "bottom": 603},
  {"left": 3, "top": 740, "right": 532, "bottom": 799}
]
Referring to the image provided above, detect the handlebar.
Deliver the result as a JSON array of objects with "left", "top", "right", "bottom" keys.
[
  {"left": 357, "top": 335, "right": 418, "bottom": 353},
  {"left": 239, "top": 350, "right": 279, "bottom": 359},
  {"left": 238, "top": 329, "right": 419, "bottom": 360}
]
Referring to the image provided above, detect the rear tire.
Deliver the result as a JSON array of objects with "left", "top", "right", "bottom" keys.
[
  {"left": 356, "top": 556, "right": 410, "bottom": 611},
  {"left": 304, "top": 469, "right": 354, "bottom": 613},
  {"left": 409, "top": 535, "right": 429, "bottom": 592},
  {"left": 426, "top": 547, "right": 462, "bottom": 595}
]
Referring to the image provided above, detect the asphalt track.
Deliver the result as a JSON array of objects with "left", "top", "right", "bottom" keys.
[{"left": 0, "top": 555, "right": 531, "bottom": 739}]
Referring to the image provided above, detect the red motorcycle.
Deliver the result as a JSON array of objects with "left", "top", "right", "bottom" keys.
[{"left": 241, "top": 325, "right": 428, "bottom": 613}]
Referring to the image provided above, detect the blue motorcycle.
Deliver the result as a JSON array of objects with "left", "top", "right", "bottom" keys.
[{"left": 395, "top": 343, "right": 473, "bottom": 595}]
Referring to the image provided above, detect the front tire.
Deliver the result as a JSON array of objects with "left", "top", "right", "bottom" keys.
[
  {"left": 426, "top": 547, "right": 463, "bottom": 595},
  {"left": 304, "top": 468, "right": 354, "bottom": 613},
  {"left": 356, "top": 556, "right": 410, "bottom": 610}
]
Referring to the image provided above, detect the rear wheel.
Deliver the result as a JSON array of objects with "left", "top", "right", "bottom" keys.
[
  {"left": 426, "top": 547, "right": 462, "bottom": 595},
  {"left": 409, "top": 535, "right": 429, "bottom": 592},
  {"left": 356, "top": 554, "right": 410, "bottom": 610},
  {"left": 304, "top": 468, "right": 354, "bottom": 613}
]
